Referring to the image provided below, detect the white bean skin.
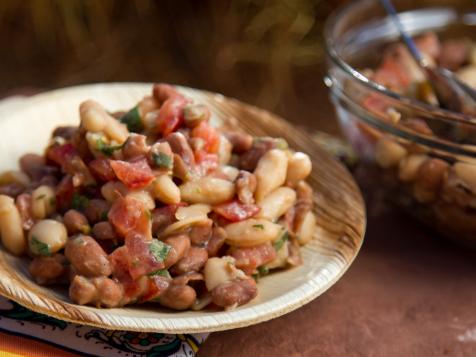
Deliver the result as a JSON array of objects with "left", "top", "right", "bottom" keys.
[
  {"left": 286, "top": 152, "right": 312, "bottom": 186},
  {"left": 296, "top": 211, "right": 316, "bottom": 245},
  {"left": 374, "top": 137, "right": 407, "bottom": 169},
  {"left": 0, "top": 170, "right": 30, "bottom": 187},
  {"left": 175, "top": 204, "right": 211, "bottom": 220},
  {"left": 152, "top": 175, "right": 181, "bottom": 205},
  {"left": 257, "top": 187, "right": 296, "bottom": 221},
  {"left": 31, "top": 185, "right": 56, "bottom": 219},
  {"left": 0, "top": 195, "right": 26, "bottom": 255},
  {"left": 254, "top": 149, "right": 288, "bottom": 201},
  {"left": 217, "top": 135, "right": 233, "bottom": 165},
  {"left": 398, "top": 154, "right": 427, "bottom": 183},
  {"left": 126, "top": 190, "right": 155, "bottom": 210},
  {"left": 204, "top": 256, "right": 245, "bottom": 291},
  {"left": 225, "top": 218, "right": 282, "bottom": 247},
  {"left": 180, "top": 177, "right": 235, "bottom": 205},
  {"left": 28, "top": 219, "right": 68, "bottom": 256}
]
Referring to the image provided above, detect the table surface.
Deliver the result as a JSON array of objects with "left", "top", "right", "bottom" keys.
[{"left": 199, "top": 169, "right": 476, "bottom": 357}]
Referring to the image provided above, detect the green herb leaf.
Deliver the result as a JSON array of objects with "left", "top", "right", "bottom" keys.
[
  {"left": 272, "top": 230, "right": 289, "bottom": 252},
  {"left": 30, "top": 236, "right": 51, "bottom": 256},
  {"left": 71, "top": 193, "right": 89, "bottom": 211},
  {"left": 149, "top": 239, "right": 171, "bottom": 262},
  {"left": 35, "top": 194, "right": 46, "bottom": 200},
  {"left": 96, "top": 137, "right": 123, "bottom": 157},
  {"left": 100, "top": 211, "right": 109, "bottom": 221},
  {"left": 253, "top": 224, "right": 265, "bottom": 230},
  {"left": 151, "top": 152, "right": 173, "bottom": 169},
  {"left": 148, "top": 269, "right": 171, "bottom": 279},
  {"left": 257, "top": 265, "right": 269, "bottom": 276},
  {"left": 120, "top": 106, "right": 144, "bottom": 133}
]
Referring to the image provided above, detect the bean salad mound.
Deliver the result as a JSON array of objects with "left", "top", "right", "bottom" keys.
[{"left": 0, "top": 84, "right": 316, "bottom": 311}]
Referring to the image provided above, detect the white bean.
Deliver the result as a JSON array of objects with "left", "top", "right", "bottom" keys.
[
  {"left": 257, "top": 187, "right": 296, "bottom": 221},
  {"left": 265, "top": 241, "right": 289, "bottom": 269},
  {"left": 31, "top": 185, "right": 56, "bottom": 219},
  {"left": 398, "top": 154, "right": 427, "bottom": 182},
  {"left": 28, "top": 219, "right": 68, "bottom": 256},
  {"left": 152, "top": 175, "right": 181, "bottom": 205},
  {"left": 204, "top": 256, "right": 245, "bottom": 291},
  {"left": 80, "top": 100, "right": 107, "bottom": 132},
  {"left": 0, "top": 170, "right": 30, "bottom": 187},
  {"left": 101, "top": 181, "right": 128, "bottom": 203},
  {"left": 180, "top": 177, "right": 235, "bottom": 205},
  {"left": 286, "top": 152, "right": 312, "bottom": 186},
  {"left": 375, "top": 137, "right": 407, "bottom": 168},
  {"left": 217, "top": 135, "right": 232, "bottom": 165},
  {"left": 457, "top": 65, "right": 476, "bottom": 88},
  {"left": 126, "top": 190, "right": 155, "bottom": 210},
  {"left": 453, "top": 162, "right": 476, "bottom": 193},
  {"left": 0, "top": 195, "right": 26, "bottom": 255},
  {"left": 225, "top": 218, "right": 282, "bottom": 247},
  {"left": 254, "top": 149, "right": 288, "bottom": 201},
  {"left": 296, "top": 211, "right": 316, "bottom": 245},
  {"left": 175, "top": 204, "right": 211, "bottom": 221},
  {"left": 160, "top": 216, "right": 209, "bottom": 237}
]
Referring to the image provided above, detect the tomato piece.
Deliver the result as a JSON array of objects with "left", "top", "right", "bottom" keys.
[
  {"left": 195, "top": 150, "right": 218, "bottom": 176},
  {"left": 213, "top": 200, "right": 260, "bottom": 222},
  {"left": 156, "top": 96, "right": 189, "bottom": 136},
  {"left": 108, "top": 196, "right": 151, "bottom": 238},
  {"left": 140, "top": 275, "right": 170, "bottom": 303},
  {"left": 125, "top": 234, "right": 167, "bottom": 279},
  {"left": 55, "top": 175, "right": 76, "bottom": 212},
  {"left": 110, "top": 158, "right": 154, "bottom": 189},
  {"left": 362, "top": 94, "right": 389, "bottom": 119},
  {"left": 191, "top": 122, "right": 220, "bottom": 153},
  {"left": 110, "top": 246, "right": 144, "bottom": 301},
  {"left": 89, "top": 158, "right": 116, "bottom": 181},
  {"left": 230, "top": 242, "right": 277, "bottom": 275},
  {"left": 46, "top": 143, "right": 77, "bottom": 167}
]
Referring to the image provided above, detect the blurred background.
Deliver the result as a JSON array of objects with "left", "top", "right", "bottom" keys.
[{"left": 0, "top": 0, "right": 350, "bottom": 134}]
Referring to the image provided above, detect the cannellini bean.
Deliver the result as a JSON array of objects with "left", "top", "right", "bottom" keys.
[
  {"left": 161, "top": 216, "right": 210, "bottom": 237},
  {"left": 31, "top": 185, "right": 56, "bottom": 219},
  {"left": 101, "top": 181, "right": 128, "bottom": 203},
  {"left": 374, "top": 137, "right": 407, "bottom": 169},
  {"left": 413, "top": 158, "right": 448, "bottom": 203},
  {"left": 218, "top": 165, "right": 240, "bottom": 181},
  {"left": 225, "top": 218, "right": 282, "bottom": 247},
  {"left": 296, "top": 211, "right": 316, "bottom": 245},
  {"left": 28, "top": 219, "right": 68, "bottom": 256},
  {"left": 257, "top": 187, "right": 296, "bottom": 221},
  {"left": 286, "top": 152, "right": 312, "bottom": 186},
  {"left": 254, "top": 149, "right": 288, "bottom": 201},
  {"left": 398, "top": 154, "right": 428, "bottom": 182},
  {"left": 0, "top": 170, "right": 30, "bottom": 187},
  {"left": 180, "top": 177, "right": 235, "bottom": 205},
  {"left": 152, "top": 175, "right": 181, "bottom": 205},
  {"left": 175, "top": 204, "right": 211, "bottom": 221},
  {"left": 126, "top": 190, "right": 155, "bottom": 210},
  {"left": 266, "top": 241, "right": 289, "bottom": 269},
  {"left": 0, "top": 195, "right": 26, "bottom": 255},
  {"left": 217, "top": 135, "right": 233, "bottom": 165},
  {"left": 457, "top": 65, "right": 476, "bottom": 88},
  {"left": 204, "top": 256, "right": 246, "bottom": 291},
  {"left": 453, "top": 162, "right": 476, "bottom": 193}
]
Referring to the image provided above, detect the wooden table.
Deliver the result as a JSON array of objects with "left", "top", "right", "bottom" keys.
[{"left": 199, "top": 170, "right": 476, "bottom": 356}]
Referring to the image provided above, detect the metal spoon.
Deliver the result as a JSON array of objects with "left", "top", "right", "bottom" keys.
[{"left": 380, "top": 0, "right": 476, "bottom": 116}]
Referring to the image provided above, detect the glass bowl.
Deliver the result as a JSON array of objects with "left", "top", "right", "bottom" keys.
[{"left": 325, "top": 0, "right": 476, "bottom": 246}]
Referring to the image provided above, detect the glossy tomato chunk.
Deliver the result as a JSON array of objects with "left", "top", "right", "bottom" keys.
[
  {"left": 108, "top": 196, "right": 151, "bottom": 238},
  {"left": 110, "top": 158, "right": 154, "bottom": 189},
  {"left": 191, "top": 122, "right": 220, "bottom": 153}
]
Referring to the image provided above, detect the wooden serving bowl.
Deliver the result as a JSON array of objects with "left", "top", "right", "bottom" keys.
[{"left": 0, "top": 83, "right": 365, "bottom": 333}]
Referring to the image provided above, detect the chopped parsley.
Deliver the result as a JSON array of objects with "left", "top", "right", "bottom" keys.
[
  {"left": 148, "top": 269, "right": 171, "bottom": 279},
  {"left": 120, "top": 106, "right": 144, "bottom": 133},
  {"left": 71, "top": 193, "right": 89, "bottom": 211},
  {"left": 252, "top": 265, "right": 270, "bottom": 282},
  {"left": 30, "top": 237, "right": 51, "bottom": 256},
  {"left": 272, "top": 230, "right": 289, "bottom": 252},
  {"left": 149, "top": 239, "right": 171, "bottom": 262},
  {"left": 96, "top": 137, "right": 123, "bottom": 157},
  {"left": 253, "top": 224, "right": 265, "bottom": 230},
  {"left": 151, "top": 152, "right": 173, "bottom": 169},
  {"left": 100, "top": 211, "right": 109, "bottom": 221}
]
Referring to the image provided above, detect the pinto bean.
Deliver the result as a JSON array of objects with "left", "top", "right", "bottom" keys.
[
  {"left": 189, "top": 219, "right": 213, "bottom": 245},
  {"left": 15, "top": 193, "right": 34, "bottom": 230},
  {"left": 166, "top": 132, "right": 195, "bottom": 168},
  {"left": 64, "top": 209, "right": 91, "bottom": 235},
  {"left": 65, "top": 235, "right": 112, "bottom": 277},
  {"left": 235, "top": 171, "right": 257, "bottom": 204},
  {"left": 69, "top": 275, "right": 123, "bottom": 307},
  {"left": 92, "top": 221, "right": 117, "bottom": 240},
  {"left": 89, "top": 158, "right": 116, "bottom": 182},
  {"left": 170, "top": 247, "right": 208, "bottom": 275},
  {"left": 69, "top": 275, "right": 97, "bottom": 305},
  {"left": 207, "top": 227, "right": 227, "bottom": 257},
  {"left": 211, "top": 278, "right": 258, "bottom": 308},
  {"left": 224, "top": 132, "right": 253, "bottom": 154},
  {"left": 20, "top": 154, "right": 58, "bottom": 181},
  {"left": 151, "top": 206, "right": 177, "bottom": 235},
  {"left": 84, "top": 199, "right": 110, "bottom": 224},
  {"left": 439, "top": 39, "right": 470, "bottom": 71},
  {"left": 53, "top": 126, "right": 77, "bottom": 140},
  {"left": 163, "top": 235, "right": 191, "bottom": 268},
  {"left": 0, "top": 183, "right": 24, "bottom": 198},
  {"left": 239, "top": 137, "right": 286, "bottom": 171},
  {"left": 122, "top": 134, "right": 149, "bottom": 159},
  {"left": 159, "top": 284, "right": 196, "bottom": 310},
  {"left": 413, "top": 158, "right": 449, "bottom": 203},
  {"left": 29, "top": 254, "right": 67, "bottom": 285},
  {"left": 230, "top": 243, "right": 277, "bottom": 275},
  {"left": 172, "top": 154, "right": 191, "bottom": 181}
]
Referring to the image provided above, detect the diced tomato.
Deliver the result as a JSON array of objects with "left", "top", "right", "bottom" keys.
[
  {"left": 110, "top": 158, "right": 154, "bottom": 189},
  {"left": 125, "top": 234, "right": 166, "bottom": 279},
  {"left": 140, "top": 275, "right": 170, "bottom": 303},
  {"left": 55, "top": 175, "right": 76, "bottom": 212},
  {"left": 362, "top": 93, "right": 389, "bottom": 119},
  {"left": 89, "top": 158, "right": 116, "bottom": 181},
  {"left": 108, "top": 196, "right": 151, "bottom": 238},
  {"left": 46, "top": 143, "right": 77, "bottom": 167},
  {"left": 110, "top": 246, "right": 145, "bottom": 301},
  {"left": 152, "top": 83, "right": 184, "bottom": 104},
  {"left": 213, "top": 200, "right": 260, "bottom": 222},
  {"left": 156, "top": 96, "right": 189, "bottom": 136},
  {"left": 230, "top": 243, "right": 277, "bottom": 275},
  {"left": 191, "top": 122, "right": 220, "bottom": 153},
  {"left": 195, "top": 150, "right": 218, "bottom": 176},
  {"left": 372, "top": 55, "right": 412, "bottom": 91}
]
